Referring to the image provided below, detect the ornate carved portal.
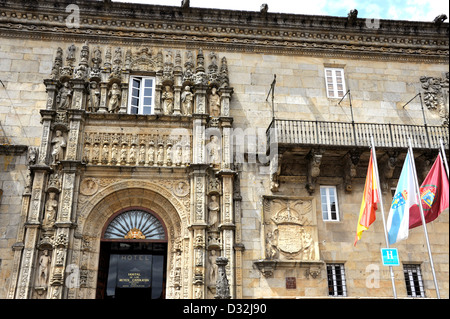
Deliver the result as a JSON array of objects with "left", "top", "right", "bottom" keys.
[{"left": 10, "top": 43, "right": 237, "bottom": 299}]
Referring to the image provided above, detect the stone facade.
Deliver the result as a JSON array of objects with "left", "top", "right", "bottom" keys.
[{"left": 0, "top": 0, "right": 448, "bottom": 299}]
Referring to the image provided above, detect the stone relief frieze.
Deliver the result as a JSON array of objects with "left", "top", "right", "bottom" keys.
[
  {"left": 82, "top": 131, "right": 191, "bottom": 167},
  {"left": 3, "top": 4, "right": 448, "bottom": 63}
]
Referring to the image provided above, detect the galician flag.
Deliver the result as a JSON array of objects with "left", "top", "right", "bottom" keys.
[
  {"left": 354, "top": 151, "right": 379, "bottom": 246},
  {"left": 387, "top": 152, "right": 420, "bottom": 245}
]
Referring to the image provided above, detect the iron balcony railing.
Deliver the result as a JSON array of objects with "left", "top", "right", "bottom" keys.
[{"left": 267, "top": 119, "right": 449, "bottom": 150}]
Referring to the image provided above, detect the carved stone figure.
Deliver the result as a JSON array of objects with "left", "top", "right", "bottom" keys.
[
  {"left": 139, "top": 145, "right": 146, "bottom": 165},
  {"left": 108, "top": 83, "right": 121, "bottom": 113},
  {"left": 43, "top": 192, "right": 58, "bottom": 228},
  {"left": 209, "top": 87, "right": 221, "bottom": 117},
  {"left": 301, "top": 229, "right": 314, "bottom": 260},
  {"left": 91, "top": 144, "right": 100, "bottom": 164},
  {"left": 101, "top": 144, "right": 109, "bottom": 164},
  {"left": 208, "top": 195, "right": 220, "bottom": 230},
  {"left": 111, "top": 144, "right": 118, "bottom": 165},
  {"left": 162, "top": 85, "right": 174, "bottom": 115},
  {"left": 88, "top": 81, "right": 100, "bottom": 112},
  {"left": 181, "top": 86, "right": 193, "bottom": 115},
  {"left": 265, "top": 231, "right": 278, "bottom": 260},
  {"left": 129, "top": 145, "right": 137, "bottom": 165},
  {"left": 50, "top": 130, "right": 66, "bottom": 165},
  {"left": 183, "top": 144, "right": 191, "bottom": 166},
  {"left": 56, "top": 82, "right": 72, "bottom": 109},
  {"left": 157, "top": 145, "right": 164, "bottom": 165},
  {"left": 175, "top": 145, "right": 182, "bottom": 166},
  {"left": 120, "top": 144, "right": 127, "bottom": 165},
  {"left": 37, "top": 250, "right": 51, "bottom": 287},
  {"left": 206, "top": 135, "right": 220, "bottom": 167},
  {"left": 209, "top": 250, "right": 218, "bottom": 284},
  {"left": 166, "top": 145, "right": 173, "bottom": 166},
  {"left": 147, "top": 144, "right": 155, "bottom": 166}
]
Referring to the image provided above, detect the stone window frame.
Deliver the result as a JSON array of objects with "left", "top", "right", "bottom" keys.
[
  {"left": 324, "top": 67, "right": 346, "bottom": 99},
  {"left": 127, "top": 75, "right": 156, "bottom": 115},
  {"left": 320, "top": 185, "right": 340, "bottom": 221}
]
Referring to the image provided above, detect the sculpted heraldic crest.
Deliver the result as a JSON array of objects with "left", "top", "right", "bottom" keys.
[{"left": 265, "top": 198, "right": 319, "bottom": 261}]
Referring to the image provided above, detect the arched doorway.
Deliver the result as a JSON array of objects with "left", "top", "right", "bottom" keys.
[{"left": 96, "top": 208, "right": 168, "bottom": 299}]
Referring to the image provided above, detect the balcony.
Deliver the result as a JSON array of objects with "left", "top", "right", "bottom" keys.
[{"left": 267, "top": 119, "right": 448, "bottom": 150}]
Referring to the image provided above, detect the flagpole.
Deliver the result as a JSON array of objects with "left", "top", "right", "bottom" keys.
[
  {"left": 408, "top": 139, "right": 441, "bottom": 299},
  {"left": 439, "top": 138, "right": 449, "bottom": 180},
  {"left": 370, "top": 136, "right": 397, "bottom": 299}
]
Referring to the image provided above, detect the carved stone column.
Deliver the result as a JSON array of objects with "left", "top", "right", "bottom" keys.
[
  {"left": 44, "top": 79, "right": 58, "bottom": 110},
  {"left": 119, "top": 82, "right": 129, "bottom": 114},
  {"left": 190, "top": 161, "right": 208, "bottom": 298},
  {"left": 194, "top": 85, "right": 207, "bottom": 114},
  {"left": 220, "top": 117, "right": 233, "bottom": 170},
  {"left": 173, "top": 52, "right": 182, "bottom": 115},
  {"left": 218, "top": 87, "right": 233, "bottom": 117},
  {"left": 218, "top": 170, "right": 235, "bottom": 298},
  {"left": 70, "top": 79, "right": 86, "bottom": 110},
  {"left": 98, "top": 82, "right": 108, "bottom": 113},
  {"left": 14, "top": 162, "right": 52, "bottom": 298},
  {"left": 174, "top": 85, "right": 182, "bottom": 115}
]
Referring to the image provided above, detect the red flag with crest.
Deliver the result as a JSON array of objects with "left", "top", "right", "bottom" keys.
[{"left": 409, "top": 154, "right": 449, "bottom": 229}]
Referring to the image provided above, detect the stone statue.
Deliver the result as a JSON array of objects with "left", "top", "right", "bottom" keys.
[
  {"left": 37, "top": 250, "right": 51, "bottom": 287},
  {"left": 209, "top": 87, "right": 221, "bottom": 117},
  {"left": 108, "top": 83, "right": 121, "bottom": 113},
  {"left": 88, "top": 81, "right": 100, "bottom": 112},
  {"left": 157, "top": 145, "right": 164, "bottom": 165},
  {"left": 206, "top": 135, "right": 220, "bottom": 167},
  {"left": 208, "top": 195, "right": 220, "bottom": 230},
  {"left": 209, "top": 249, "right": 218, "bottom": 284},
  {"left": 162, "top": 85, "right": 174, "bottom": 115},
  {"left": 56, "top": 82, "right": 72, "bottom": 109},
  {"left": 181, "top": 86, "right": 193, "bottom": 115},
  {"left": 43, "top": 192, "right": 58, "bottom": 228},
  {"left": 50, "top": 130, "right": 66, "bottom": 165}
]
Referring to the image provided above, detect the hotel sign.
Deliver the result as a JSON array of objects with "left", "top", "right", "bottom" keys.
[{"left": 117, "top": 254, "right": 152, "bottom": 288}]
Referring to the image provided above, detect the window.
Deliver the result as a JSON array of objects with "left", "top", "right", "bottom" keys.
[
  {"left": 327, "top": 263, "right": 347, "bottom": 297},
  {"left": 324, "top": 68, "right": 346, "bottom": 98},
  {"left": 403, "top": 264, "right": 425, "bottom": 298},
  {"left": 128, "top": 76, "right": 155, "bottom": 115},
  {"left": 320, "top": 186, "right": 339, "bottom": 221},
  {"left": 104, "top": 209, "right": 166, "bottom": 240}
]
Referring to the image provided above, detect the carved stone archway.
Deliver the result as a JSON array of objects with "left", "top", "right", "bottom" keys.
[{"left": 71, "top": 180, "right": 190, "bottom": 299}]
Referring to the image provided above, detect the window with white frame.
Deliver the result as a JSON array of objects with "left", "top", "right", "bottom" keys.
[
  {"left": 327, "top": 263, "right": 347, "bottom": 297},
  {"left": 403, "top": 264, "right": 425, "bottom": 298},
  {"left": 320, "top": 186, "right": 339, "bottom": 221},
  {"left": 128, "top": 76, "right": 155, "bottom": 115},
  {"left": 324, "top": 68, "right": 346, "bottom": 98}
]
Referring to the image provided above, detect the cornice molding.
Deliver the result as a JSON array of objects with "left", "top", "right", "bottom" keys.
[{"left": 0, "top": 0, "right": 448, "bottom": 63}]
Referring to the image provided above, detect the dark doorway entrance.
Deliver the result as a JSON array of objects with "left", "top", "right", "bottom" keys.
[
  {"left": 96, "top": 241, "right": 167, "bottom": 299},
  {"left": 96, "top": 208, "right": 168, "bottom": 299}
]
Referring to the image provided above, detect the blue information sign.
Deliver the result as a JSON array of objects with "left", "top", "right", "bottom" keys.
[{"left": 381, "top": 248, "right": 400, "bottom": 266}]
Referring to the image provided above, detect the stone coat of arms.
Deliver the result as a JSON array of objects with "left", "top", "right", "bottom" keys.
[{"left": 264, "top": 197, "right": 318, "bottom": 261}]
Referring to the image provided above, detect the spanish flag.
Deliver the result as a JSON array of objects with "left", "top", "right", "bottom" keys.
[{"left": 354, "top": 151, "right": 379, "bottom": 246}]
